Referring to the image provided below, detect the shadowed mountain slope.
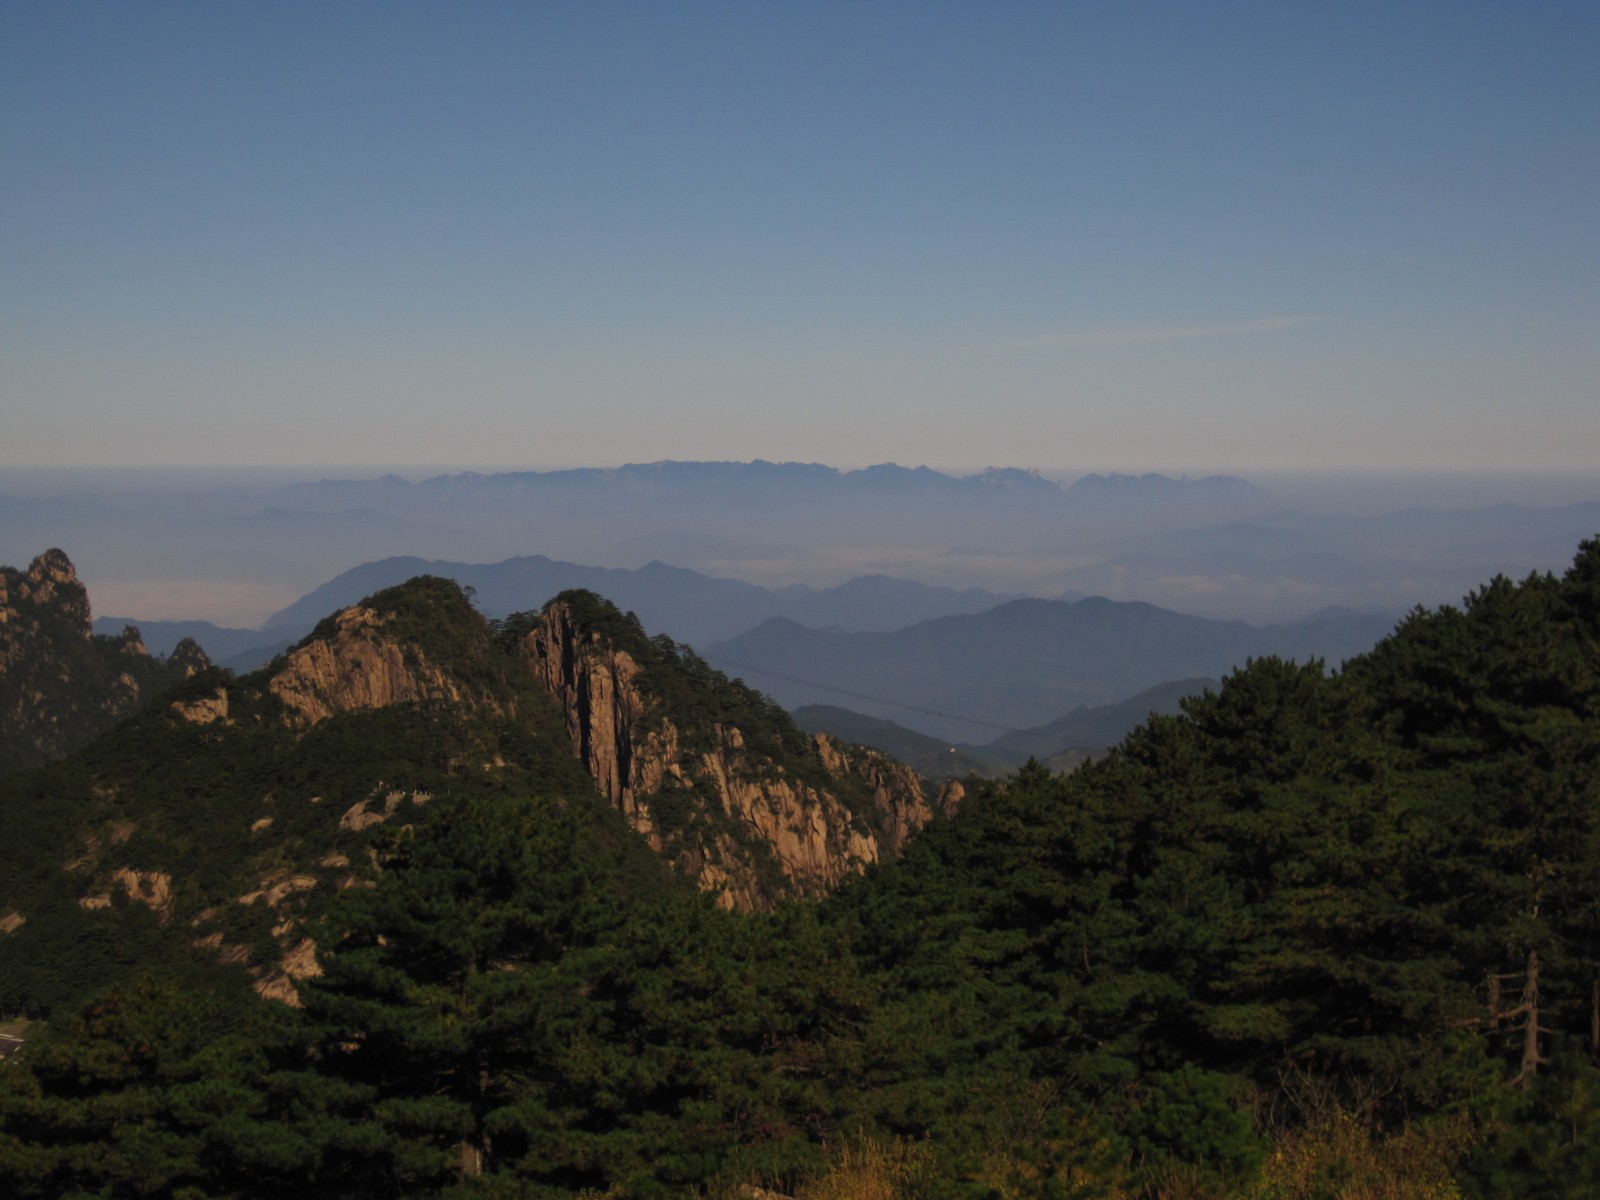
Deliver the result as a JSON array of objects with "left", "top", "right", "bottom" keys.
[
  {"left": 983, "top": 676, "right": 1219, "bottom": 762},
  {"left": 793, "top": 677, "right": 1217, "bottom": 778},
  {"left": 1, "top": 550, "right": 209, "bottom": 776},
  {"left": 706, "top": 597, "right": 1395, "bottom": 740},
  {"left": 791, "top": 705, "right": 1012, "bottom": 780}
]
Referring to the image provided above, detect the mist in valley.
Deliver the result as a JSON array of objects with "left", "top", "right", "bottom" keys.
[{"left": 4, "top": 462, "right": 1595, "bottom": 627}]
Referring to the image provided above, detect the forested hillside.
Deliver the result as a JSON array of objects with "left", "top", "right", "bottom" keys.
[
  {"left": 0, "top": 566, "right": 939, "bottom": 1015},
  {"left": 1, "top": 539, "right": 1597, "bottom": 1199}
]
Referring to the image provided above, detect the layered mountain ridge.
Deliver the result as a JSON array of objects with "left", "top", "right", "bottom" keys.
[
  {"left": 256, "top": 553, "right": 1023, "bottom": 647},
  {"left": 0, "top": 554, "right": 948, "bottom": 1014},
  {"left": 285, "top": 461, "right": 1261, "bottom": 505},
  {"left": 706, "top": 595, "right": 1398, "bottom": 739},
  {"left": 794, "top": 675, "right": 1218, "bottom": 778},
  {"left": 153, "top": 575, "right": 946, "bottom": 911}
]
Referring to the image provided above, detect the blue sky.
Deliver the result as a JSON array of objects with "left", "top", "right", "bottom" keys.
[{"left": 3, "top": 1, "right": 1596, "bottom": 472}]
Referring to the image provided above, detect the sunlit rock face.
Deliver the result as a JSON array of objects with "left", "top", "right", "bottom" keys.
[
  {"left": 517, "top": 597, "right": 958, "bottom": 910},
  {"left": 244, "top": 580, "right": 954, "bottom": 910},
  {"left": 267, "top": 606, "right": 474, "bottom": 726}
]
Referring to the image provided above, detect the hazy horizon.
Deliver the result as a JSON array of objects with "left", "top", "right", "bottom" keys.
[
  {"left": 5, "top": 460, "right": 1600, "bottom": 496},
  {"left": 6, "top": 4, "right": 1596, "bottom": 630},
  {"left": 5, "top": 459, "right": 1597, "bottom": 630}
]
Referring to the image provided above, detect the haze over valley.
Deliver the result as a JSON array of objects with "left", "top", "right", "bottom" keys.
[
  {"left": 2, "top": 458, "right": 1589, "bottom": 761},
  {"left": 7, "top": 461, "right": 1597, "bottom": 625},
  {"left": 4, "top": 4, "right": 1598, "bottom": 1197}
]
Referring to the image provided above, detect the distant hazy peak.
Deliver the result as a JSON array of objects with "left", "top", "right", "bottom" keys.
[
  {"left": 1066, "top": 472, "right": 1263, "bottom": 496},
  {"left": 282, "top": 460, "right": 1265, "bottom": 498}
]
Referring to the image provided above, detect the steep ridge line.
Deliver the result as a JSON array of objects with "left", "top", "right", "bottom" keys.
[{"left": 513, "top": 595, "right": 960, "bottom": 909}]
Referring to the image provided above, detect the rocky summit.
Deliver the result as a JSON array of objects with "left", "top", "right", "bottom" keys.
[
  {"left": 0, "top": 549, "right": 209, "bottom": 775},
  {"left": 515, "top": 592, "right": 959, "bottom": 908},
  {"left": 0, "top": 565, "right": 953, "bottom": 1013}
]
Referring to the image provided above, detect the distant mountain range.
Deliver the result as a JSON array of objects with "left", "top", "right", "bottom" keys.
[
  {"left": 707, "top": 599, "right": 1398, "bottom": 740},
  {"left": 16, "top": 464, "right": 1595, "bottom": 637},
  {"left": 258, "top": 554, "right": 1020, "bottom": 648},
  {"left": 95, "top": 551, "right": 1403, "bottom": 737},
  {"left": 794, "top": 678, "right": 1217, "bottom": 779},
  {"left": 53, "top": 466, "right": 1595, "bottom": 735},
  {"left": 1040, "top": 502, "right": 1600, "bottom": 620},
  {"left": 266, "top": 463, "right": 1275, "bottom": 569},
  {"left": 98, "top": 555, "right": 1020, "bottom": 669},
  {"left": 982, "top": 676, "right": 1219, "bottom": 761},
  {"left": 284, "top": 461, "right": 1264, "bottom": 508}
]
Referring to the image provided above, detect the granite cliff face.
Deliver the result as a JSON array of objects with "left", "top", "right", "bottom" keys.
[
  {"left": 517, "top": 596, "right": 959, "bottom": 908},
  {"left": 267, "top": 605, "right": 477, "bottom": 726},
  {"left": 516, "top": 601, "right": 662, "bottom": 836},
  {"left": 0, "top": 549, "right": 209, "bottom": 775},
  {"left": 242, "top": 582, "right": 958, "bottom": 909}
]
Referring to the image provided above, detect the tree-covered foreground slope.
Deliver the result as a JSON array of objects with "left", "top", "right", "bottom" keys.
[
  {"left": 824, "top": 538, "right": 1600, "bottom": 1197},
  {"left": 2, "top": 539, "right": 1599, "bottom": 1199}
]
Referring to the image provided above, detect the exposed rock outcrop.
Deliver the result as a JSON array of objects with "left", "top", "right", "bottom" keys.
[
  {"left": 10, "top": 572, "right": 959, "bottom": 1013},
  {"left": 172, "top": 687, "right": 230, "bottom": 724},
  {"left": 74, "top": 867, "right": 177, "bottom": 920},
  {"left": 268, "top": 606, "right": 472, "bottom": 725},
  {"left": 237, "top": 874, "right": 319, "bottom": 907},
  {"left": 167, "top": 637, "right": 211, "bottom": 678},
  {"left": 339, "top": 787, "right": 433, "bottom": 832},
  {"left": 111, "top": 867, "right": 175, "bottom": 923},
  {"left": 934, "top": 776, "right": 966, "bottom": 816},
  {"left": 185, "top": 863, "right": 337, "bottom": 1005},
  {"left": 0, "top": 548, "right": 89, "bottom": 634},
  {"left": 255, "top": 937, "right": 323, "bottom": 1006},
  {"left": 192, "top": 930, "right": 252, "bottom": 966},
  {"left": 517, "top": 598, "right": 951, "bottom": 908},
  {"left": 519, "top": 603, "right": 661, "bottom": 838}
]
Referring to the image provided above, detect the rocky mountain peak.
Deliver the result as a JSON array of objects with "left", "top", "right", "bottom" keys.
[
  {"left": 1, "top": 550, "right": 211, "bottom": 776},
  {"left": 168, "top": 637, "right": 211, "bottom": 677},
  {"left": 1, "top": 548, "right": 90, "bottom": 636},
  {"left": 269, "top": 606, "right": 467, "bottom": 726},
  {"left": 515, "top": 590, "right": 956, "bottom": 908}
]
